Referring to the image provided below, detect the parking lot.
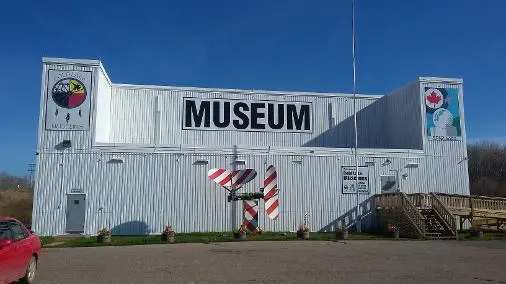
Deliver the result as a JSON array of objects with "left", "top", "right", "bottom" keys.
[{"left": 36, "top": 240, "right": 506, "bottom": 284}]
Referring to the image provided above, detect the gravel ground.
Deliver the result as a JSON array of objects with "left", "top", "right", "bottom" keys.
[{"left": 34, "top": 240, "right": 506, "bottom": 284}]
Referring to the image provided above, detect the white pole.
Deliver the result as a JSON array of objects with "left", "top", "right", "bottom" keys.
[{"left": 352, "top": 0, "right": 361, "bottom": 233}]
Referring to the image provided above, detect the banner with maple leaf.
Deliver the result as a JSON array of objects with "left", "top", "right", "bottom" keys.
[{"left": 424, "top": 87, "right": 461, "bottom": 139}]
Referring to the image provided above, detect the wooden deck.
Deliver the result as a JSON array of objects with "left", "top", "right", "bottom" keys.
[
  {"left": 376, "top": 192, "right": 506, "bottom": 239},
  {"left": 433, "top": 193, "right": 506, "bottom": 230},
  {"left": 434, "top": 193, "right": 506, "bottom": 219}
]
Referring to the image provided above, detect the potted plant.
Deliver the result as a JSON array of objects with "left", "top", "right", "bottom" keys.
[
  {"left": 336, "top": 220, "right": 348, "bottom": 240},
  {"left": 297, "top": 224, "right": 310, "bottom": 240},
  {"left": 234, "top": 225, "right": 247, "bottom": 240},
  {"left": 388, "top": 224, "right": 399, "bottom": 239},
  {"left": 470, "top": 225, "right": 483, "bottom": 238},
  {"left": 97, "top": 228, "right": 111, "bottom": 243},
  {"left": 161, "top": 225, "right": 176, "bottom": 243}
]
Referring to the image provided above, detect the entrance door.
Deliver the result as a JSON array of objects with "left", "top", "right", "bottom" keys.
[{"left": 65, "top": 194, "right": 86, "bottom": 233}]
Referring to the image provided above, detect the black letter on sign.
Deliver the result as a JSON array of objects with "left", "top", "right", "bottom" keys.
[
  {"left": 233, "top": 102, "right": 249, "bottom": 129},
  {"left": 185, "top": 100, "right": 210, "bottom": 128},
  {"left": 268, "top": 103, "right": 284, "bottom": 129},
  {"left": 287, "top": 104, "right": 310, "bottom": 130},
  {"left": 213, "top": 101, "right": 230, "bottom": 128},
  {"left": 250, "top": 103, "right": 265, "bottom": 129}
]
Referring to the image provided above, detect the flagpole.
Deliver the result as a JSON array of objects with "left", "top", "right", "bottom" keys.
[{"left": 352, "top": 0, "right": 361, "bottom": 233}]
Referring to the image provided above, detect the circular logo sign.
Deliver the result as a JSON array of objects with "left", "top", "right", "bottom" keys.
[
  {"left": 433, "top": 108, "right": 454, "bottom": 127},
  {"left": 425, "top": 88, "right": 444, "bottom": 110},
  {"left": 51, "top": 78, "right": 87, "bottom": 109}
]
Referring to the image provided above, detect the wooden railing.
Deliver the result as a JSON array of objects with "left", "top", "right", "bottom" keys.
[
  {"left": 377, "top": 192, "right": 506, "bottom": 236},
  {"left": 432, "top": 193, "right": 506, "bottom": 218},
  {"left": 400, "top": 192, "right": 426, "bottom": 238},
  {"left": 375, "top": 193, "right": 426, "bottom": 238},
  {"left": 407, "top": 193, "right": 431, "bottom": 209},
  {"left": 435, "top": 194, "right": 470, "bottom": 209},
  {"left": 376, "top": 192, "right": 402, "bottom": 209},
  {"left": 471, "top": 196, "right": 506, "bottom": 211},
  {"left": 430, "top": 193, "right": 457, "bottom": 237}
]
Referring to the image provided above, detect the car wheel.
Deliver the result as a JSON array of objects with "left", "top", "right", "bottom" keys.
[{"left": 20, "top": 256, "right": 37, "bottom": 284}]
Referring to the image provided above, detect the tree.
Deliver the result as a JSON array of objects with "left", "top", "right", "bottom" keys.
[{"left": 467, "top": 142, "right": 506, "bottom": 197}]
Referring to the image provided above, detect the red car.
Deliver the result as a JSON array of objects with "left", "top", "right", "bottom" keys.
[{"left": 0, "top": 217, "right": 41, "bottom": 284}]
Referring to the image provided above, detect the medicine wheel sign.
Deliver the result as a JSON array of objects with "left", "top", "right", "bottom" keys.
[{"left": 51, "top": 78, "right": 87, "bottom": 109}]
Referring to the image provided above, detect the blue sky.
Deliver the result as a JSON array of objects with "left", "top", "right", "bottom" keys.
[{"left": 0, "top": 0, "right": 505, "bottom": 176}]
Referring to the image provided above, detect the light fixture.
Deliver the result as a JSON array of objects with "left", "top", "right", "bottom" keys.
[
  {"left": 458, "top": 157, "right": 469, "bottom": 164},
  {"left": 108, "top": 157, "right": 124, "bottom": 164},
  {"left": 193, "top": 159, "right": 209, "bottom": 165},
  {"left": 406, "top": 162, "right": 419, "bottom": 168},
  {"left": 231, "top": 159, "right": 246, "bottom": 165},
  {"left": 62, "top": 140, "right": 71, "bottom": 148},
  {"left": 402, "top": 173, "right": 409, "bottom": 180},
  {"left": 382, "top": 159, "right": 391, "bottom": 166}
]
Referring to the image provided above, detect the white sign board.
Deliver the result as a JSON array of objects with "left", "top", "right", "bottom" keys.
[
  {"left": 342, "top": 166, "right": 370, "bottom": 194},
  {"left": 182, "top": 97, "right": 313, "bottom": 133},
  {"left": 45, "top": 69, "right": 92, "bottom": 131}
]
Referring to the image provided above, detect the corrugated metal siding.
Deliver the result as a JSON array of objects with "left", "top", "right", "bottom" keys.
[
  {"left": 32, "top": 149, "right": 468, "bottom": 236},
  {"left": 94, "top": 68, "right": 112, "bottom": 143},
  {"left": 37, "top": 64, "right": 98, "bottom": 151},
  {"left": 33, "top": 62, "right": 100, "bottom": 235},
  {"left": 110, "top": 88, "right": 156, "bottom": 145},
  {"left": 32, "top": 60, "right": 470, "bottom": 236},
  {"left": 420, "top": 80, "right": 469, "bottom": 195},
  {"left": 109, "top": 87, "right": 380, "bottom": 148},
  {"left": 385, "top": 81, "right": 424, "bottom": 149},
  {"left": 355, "top": 96, "right": 389, "bottom": 148}
]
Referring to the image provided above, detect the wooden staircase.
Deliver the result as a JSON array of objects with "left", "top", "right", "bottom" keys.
[
  {"left": 420, "top": 209, "right": 456, "bottom": 239},
  {"left": 376, "top": 192, "right": 457, "bottom": 239}
]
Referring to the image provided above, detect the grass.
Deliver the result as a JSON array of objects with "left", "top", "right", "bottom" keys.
[
  {"left": 40, "top": 236, "right": 56, "bottom": 246},
  {"left": 41, "top": 231, "right": 396, "bottom": 248},
  {"left": 0, "top": 189, "right": 33, "bottom": 225},
  {"left": 39, "top": 230, "right": 506, "bottom": 248},
  {"left": 458, "top": 230, "right": 506, "bottom": 241}
]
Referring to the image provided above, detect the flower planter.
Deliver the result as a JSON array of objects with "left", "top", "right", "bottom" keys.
[
  {"left": 340, "top": 231, "right": 348, "bottom": 240},
  {"left": 97, "top": 235, "right": 111, "bottom": 243},
  {"left": 471, "top": 230, "right": 483, "bottom": 238},
  {"left": 393, "top": 230, "right": 400, "bottom": 239},
  {"left": 234, "top": 233, "right": 246, "bottom": 241},
  {"left": 161, "top": 234, "right": 176, "bottom": 243},
  {"left": 301, "top": 232, "right": 309, "bottom": 240}
]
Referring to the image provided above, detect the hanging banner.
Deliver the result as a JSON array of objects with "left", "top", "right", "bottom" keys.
[
  {"left": 45, "top": 69, "right": 93, "bottom": 131},
  {"left": 342, "top": 166, "right": 370, "bottom": 194},
  {"left": 424, "top": 87, "right": 462, "bottom": 141}
]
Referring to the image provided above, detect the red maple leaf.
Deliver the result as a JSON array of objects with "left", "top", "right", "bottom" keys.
[{"left": 427, "top": 91, "right": 441, "bottom": 105}]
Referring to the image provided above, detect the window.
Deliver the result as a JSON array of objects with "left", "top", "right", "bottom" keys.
[
  {"left": 9, "top": 221, "right": 28, "bottom": 241},
  {"left": 0, "top": 221, "right": 10, "bottom": 240},
  {"left": 74, "top": 200, "right": 80, "bottom": 205},
  {"left": 381, "top": 175, "right": 398, "bottom": 193}
]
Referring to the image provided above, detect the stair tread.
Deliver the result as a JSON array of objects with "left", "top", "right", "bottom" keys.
[{"left": 377, "top": 204, "right": 457, "bottom": 240}]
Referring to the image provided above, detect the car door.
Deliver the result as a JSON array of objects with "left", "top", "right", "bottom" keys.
[
  {"left": 8, "top": 221, "right": 31, "bottom": 280},
  {"left": 0, "top": 221, "right": 16, "bottom": 283}
]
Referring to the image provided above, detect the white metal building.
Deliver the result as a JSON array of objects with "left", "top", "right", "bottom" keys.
[{"left": 32, "top": 57, "right": 470, "bottom": 236}]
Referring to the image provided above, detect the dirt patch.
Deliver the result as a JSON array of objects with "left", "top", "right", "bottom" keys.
[{"left": 0, "top": 189, "right": 33, "bottom": 224}]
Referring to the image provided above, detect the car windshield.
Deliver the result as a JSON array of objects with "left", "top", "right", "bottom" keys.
[{"left": 0, "top": 221, "right": 10, "bottom": 239}]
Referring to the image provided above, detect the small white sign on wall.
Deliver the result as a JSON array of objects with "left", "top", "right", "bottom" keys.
[
  {"left": 342, "top": 166, "right": 370, "bottom": 194},
  {"left": 45, "top": 69, "right": 93, "bottom": 131}
]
